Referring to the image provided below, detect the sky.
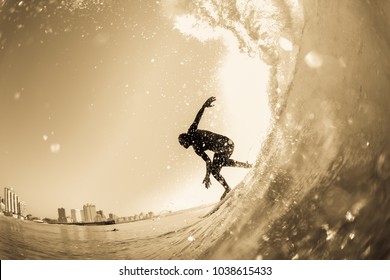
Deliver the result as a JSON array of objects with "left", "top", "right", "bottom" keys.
[{"left": 0, "top": 0, "right": 270, "bottom": 218}]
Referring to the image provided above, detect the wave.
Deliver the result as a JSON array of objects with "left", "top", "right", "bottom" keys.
[{"left": 165, "top": 0, "right": 390, "bottom": 259}]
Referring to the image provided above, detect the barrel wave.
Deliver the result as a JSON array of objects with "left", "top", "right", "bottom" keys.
[{"left": 159, "top": 0, "right": 390, "bottom": 260}]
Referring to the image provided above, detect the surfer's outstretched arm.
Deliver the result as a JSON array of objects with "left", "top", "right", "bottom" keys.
[{"left": 188, "top": 96, "right": 216, "bottom": 133}]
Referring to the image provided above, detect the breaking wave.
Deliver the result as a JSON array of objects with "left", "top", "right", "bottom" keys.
[{"left": 161, "top": 0, "right": 390, "bottom": 259}]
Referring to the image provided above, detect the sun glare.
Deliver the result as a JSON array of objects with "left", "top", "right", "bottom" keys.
[{"left": 218, "top": 35, "right": 271, "bottom": 164}]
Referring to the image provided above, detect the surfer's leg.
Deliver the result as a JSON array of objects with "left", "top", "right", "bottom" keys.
[
  {"left": 210, "top": 162, "right": 231, "bottom": 200},
  {"left": 218, "top": 142, "right": 251, "bottom": 168},
  {"left": 224, "top": 159, "right": 252, "bottom": 168}
]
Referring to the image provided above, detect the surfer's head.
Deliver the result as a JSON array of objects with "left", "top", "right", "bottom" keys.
[{"left": 178, "top": 133, "right": 191, "bottom": 149}]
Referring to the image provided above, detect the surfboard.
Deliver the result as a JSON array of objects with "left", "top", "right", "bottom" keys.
[{"left": 200, "top": 192, "right": 232, "bottom": 218}]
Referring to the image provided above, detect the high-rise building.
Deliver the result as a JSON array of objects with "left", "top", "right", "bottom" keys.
[
  {"left": 71, "top": 209, "right": 82, "bottom": 223},
  {"left": 58, "top": 208, "right": 67, "bottom": 223},
  {"left": 13, "top": 193, "right": 18, "bottom": 215},
  {"left": 4, "top": 187, "right": 20, "bottom": 215},
  {"left": 83, "top": 204, "right": 97, "bottom": 222},
  {"left": 96, "top": 210, "right": 106, "bottom": 221},
  {"left": 18, "top": 201, "right": 27, "bottom": 217},
  {"left": 108, "top": 213, "right": 117, "bottom": 221},
  {"left": 80, "top": 210, "right": 85, "bottom": 222},
  {"left": 4, "top": 187, "right": 11, "bottom": 213},
  {"left": 11, "top": 192, "right": 15, "bottom": 213}
]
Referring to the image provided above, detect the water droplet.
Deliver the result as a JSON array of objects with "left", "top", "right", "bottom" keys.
[
  {"left": 304, "top": 51, "right": 323, "bottom": 68},
  {"left": 256, "top": 254, "right": 263, "bottom": 260},
  {"left": 50, "top": 144, "right": 61, "bottom": 153},
  {"left": 14, "top": 92, "right": 21, "bottom": 100},
  {"left": 362, "top": 246, "right": 371, "bottom": 258},
  {"left": 345, "top": 211, "right": 355, "bottom": 222},
  {"left": 321, "top": 224, "right": 336, "bottom": 241},
  {"left": 376, "top": 151, "right": 390, "bottom": 180},
  {"left": 187, "top": 236, "right": 195, "bottom": 242},
  {"left": 279, "top": 37, "right": 293, "bottom": 51}
]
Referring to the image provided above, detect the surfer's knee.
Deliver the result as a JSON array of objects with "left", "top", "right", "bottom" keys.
[{"left": 210, "top": 165, "right": 221, "bottom": 176}]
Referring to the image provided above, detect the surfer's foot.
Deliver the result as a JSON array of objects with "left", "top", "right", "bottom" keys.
[
  {"left": 237, "top": 161, "right": 252, "bottom": 168},
  {"left": 220, "top": 187, "right": 230, "bottom": 200}
]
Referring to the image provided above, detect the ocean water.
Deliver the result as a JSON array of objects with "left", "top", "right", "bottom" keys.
[{"left": 0, "top": 205, "right": 211, "bottom": 259}]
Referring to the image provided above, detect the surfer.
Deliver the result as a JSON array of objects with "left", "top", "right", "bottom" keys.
[{"left": 178, "top": 96, "right": 252, "bottom": 200}]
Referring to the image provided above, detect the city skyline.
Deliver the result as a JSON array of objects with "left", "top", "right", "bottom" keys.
[
  {"left": 1, "top": 187, "right": 27, "bottom": 218},
  {"left": 57, "top": 203, "right": 155, "bottom": 224},
  {"left": 1, "top": 185, "right": 155, "bottom": 220},
  {"left": 0, "top": 1, "right": 270, "bottom": 218}
]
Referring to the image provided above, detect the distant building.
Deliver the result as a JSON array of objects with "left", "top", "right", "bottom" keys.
[
  {"left": 13, "top": 193, "right": 19, "bottom": 215},
  {"left": 116, "top": 217, "right": 126, "bottom": 223},
  {"left": 18, "top": 201, "right": 27, "bottom": 217},
  {"left": 95, "top": 213, "right": 103, "bottom": 222},
  {"left": 96, "top": 210, "right": 106, "bottom": 221},
  {"left": 57, "top": 208, "right": 67, "bottom": 223},
  {"left": 96, "top": 210, "right": 104, "bottom": 217},
  {"left": 71, "top": 209, "right": 82, "bottom": 223},
  {"left": 80, "top": 210, "right": 85, "bottom": 222},
  {"left": 147, "top": 212, "right": 154, "bottom": 219},
  {"left": 4, "top": 187, "right": 23, "bottom": 215},
  {"left": 108, "top": 213, "right": 117, "bottom": 221},
  {"left": 4, "top": 188, "right": 13, "bottom": 213},
  {"left": 83, "top": 204, "right": 97, "bottom": 222}
]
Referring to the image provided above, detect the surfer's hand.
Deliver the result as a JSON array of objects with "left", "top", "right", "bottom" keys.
[
  {"left": 203, "top": 96, "right": 216, "bottom": 108},
  {"left": 203, "top": 176, "right": 211, "bottom": 189}
]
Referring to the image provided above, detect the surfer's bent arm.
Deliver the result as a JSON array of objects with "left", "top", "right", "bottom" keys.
[
  {"left": 188, "top": 96, "right": 216, "bottom": 133},
  {"left": 201, "top": 152, "right": 212, "bottom": 189},
  {"left": 195, "top": 149, "right": 212, "bottom": 182}
]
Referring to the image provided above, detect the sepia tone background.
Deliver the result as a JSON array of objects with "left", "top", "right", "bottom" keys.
[{"left": 0, "top": 0, "right": 270, "bottom": 218}]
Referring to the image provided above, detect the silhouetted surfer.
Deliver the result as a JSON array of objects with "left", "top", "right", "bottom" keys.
[{"left": 178, "top": 97, "right": 252, "bottom": 200}]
